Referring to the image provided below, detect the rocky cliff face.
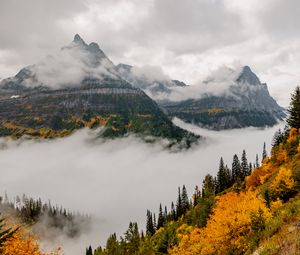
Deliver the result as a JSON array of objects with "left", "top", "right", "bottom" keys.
[
  {"left": 0, "top": 35, "right": 198, "bottom": 146},
  {"left": 161, "top": 66, "right": 286, "bottom": 130}
]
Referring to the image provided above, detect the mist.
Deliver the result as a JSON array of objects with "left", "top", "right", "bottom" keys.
[{"left": 0, "top": 119, "right": 284, "bottom": 254}]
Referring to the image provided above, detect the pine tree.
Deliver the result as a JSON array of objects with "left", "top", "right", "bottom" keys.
[
  {"left": 146, "top": 210, "right": 155, "bottom": 236},
  {"left": 157, "top": 204, "right": 164, "bottom": 229},
  {"left": 255, "top": 154, "right": 259, "bottom": 168},
  {"left": 232, "top": 154, "right": 241, "bottom": 182},
  {"left": 192, "top": 185, "right": 201, "bottom": 206},
  {"left": 181, "top": 185, "right": 190, "bottom": 214},
  {"left": 202, "top": 174, "right": 215, "bottom": 197},
  {"left": 153, "top": 213, "right": 157, "bottom": 231},
  {"left": 170, "top": 202, "right": 176, "bottom": 221},
  {"left": 262, "top": 142, "right": 267, "bottom": 162},
  {"left": 176, "top": 187, "right": 183, "bottom": 218},
  {"left": 164, "top": 206, "right": 168, "bottom": 224},
  {"left": 287, "top": 86, "right": 300, "bottom": 129},
  {"left": 241, "top": 150, "right": 249, "bottom": 178},
  {"left": 86, "top": 245, "right": 93, "bottom": 255},
  {"left": 216, "top": 158, "right": 227, "bottom": 193},
  {"left": 249, "top": 162, "right": 253, "bottom": 174},
  {"left": 124, "top": 222, "right": 140, "bottom": 254}
]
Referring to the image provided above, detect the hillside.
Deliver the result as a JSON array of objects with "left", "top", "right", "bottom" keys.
[
  {"left": 0, "top": 35, "right": 198, "bottom": 146},
  {"left": 85, "top": 87, "right": 300, "bottom": 255}
]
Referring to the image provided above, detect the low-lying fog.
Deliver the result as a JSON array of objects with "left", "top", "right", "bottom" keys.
[{"left": 0, "top": 119, "right": 285, "bottom": 254}]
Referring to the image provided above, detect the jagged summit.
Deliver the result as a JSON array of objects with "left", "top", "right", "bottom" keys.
[
  {"left": 73, "top": 34, "right": 86, "bottom": 45},
  {"left": 236, "top": 65, "right": 261, "bottom": 85}
]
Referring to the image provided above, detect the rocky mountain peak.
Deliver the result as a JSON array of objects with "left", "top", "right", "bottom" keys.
[
  {"left": 73, "top": 34, "right": 86, "bottom": 45},
  {"left": 236, "top": 65, "right": 261, "bottom": 85}
]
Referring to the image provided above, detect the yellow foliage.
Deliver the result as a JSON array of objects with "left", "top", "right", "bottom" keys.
[
  {"left": 246, "top": 164, "right": 273, "bottom": 189},
  {"left": 1, "top": 231, "right": 61, "bottom": 255},
  {"left": 270, "top": 199, "right": 283, "bottom": 212},
  {"left": 170, "top": 190, "right": 271, "bottom": 255},
  {"left": 271, "top": 167, "right": 295, "bottom": 193}
]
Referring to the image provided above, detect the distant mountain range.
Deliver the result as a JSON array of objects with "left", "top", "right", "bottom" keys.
[
  {"left": 0, "top": 34, "right": 286, "bottom": 141},
  {"left": 117, "top": 63, "right": 286, "bottom": 130},
  {"left": 0, "top": 34, "right": 198, "bottom": 146}
]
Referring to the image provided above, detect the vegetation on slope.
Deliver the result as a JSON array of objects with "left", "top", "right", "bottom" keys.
[{"left": 85, "top": 86, "right": 300, "bottom": 255}]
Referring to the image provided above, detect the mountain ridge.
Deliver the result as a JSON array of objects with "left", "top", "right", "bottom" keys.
[{"left": 0, "top": 35, "right": 199, "bottom": 146}]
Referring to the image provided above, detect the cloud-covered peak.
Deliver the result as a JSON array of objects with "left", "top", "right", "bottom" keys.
[
  {"left": 73, "top": 34, "right": 86, "bottom": 45},
  {"left": 236, "top": 66, "right": 261, "bottom": 85}
]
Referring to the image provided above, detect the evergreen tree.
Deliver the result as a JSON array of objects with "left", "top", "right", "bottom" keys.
[
  {"left": 192, "top": 185, "right": 201, "bottom": 206},
  {"left": 170, "top": 202, "right": 176, "bottom": 221},
  {"left": 232, "top": 154, "right": 241, "bottom": 182},
  {"left": 164, "top": 206, "right": 168, "bottom": 224},
  {"left": 106, "top": 233, "right": 120, "bottom": 255},
  {"left": 86, "top": 245, "right": 93, "bottom": 255},
  {"left": 262, "top": 142, "right": 267, "bottom": 162},
  {"left": 241, "top": 150, "right": 249, "bottom": 178},
  {"left": 146, "top": 210, "right": 155, "bottom": 236},
  {"left": 153, "top": 213, "right": 157, "bottom": 231},
  {"left": 249, "top": 162, "right": 253, "bottom": 174},
  {"left": 255, "top": 154, "right": 259, "bottom": 168},
  {"left": 181, "top": 185, "right": 190, "bottom": 214},
  {"left": 202, "top": 174, "right": 215, "bottom": 197},
  {"left": 157, "top": 204, "right": 164, "bottom": 229},
  {"left": 272, "top": 129, "right": 283, "bottom": 146},
  {"left": 263, "top": 189, "right": 271, "bottom": 209},
  {"left": 216, "top": 158, "right": 227, "bottom": 193},
  {"left": 176, "top": 187, "right": 183, "bottom": 218},
  {"left": 124, "top": 222, "right": 140, "bottom": 254},
  {"left": 287, "top": 86, "right": 300, "bottom": 129}
]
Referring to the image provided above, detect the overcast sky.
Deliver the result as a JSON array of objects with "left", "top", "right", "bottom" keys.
[{"left": 0, "top": 0, "right": 299, "bottom": 106}]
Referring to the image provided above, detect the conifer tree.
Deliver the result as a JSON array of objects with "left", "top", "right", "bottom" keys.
[
  {"left": 192, "top": 185, "right": 201, "bottom": 206},
  {"left": 249, "top": 162, "right": 253, "bottom": 174},
  {"left": 124, "top": 222, "right": 140, "bottom": 254},
  {"left": 232, "top": 154, "right": 241, "bottom": 182},
  {"left": 262, "top": 142, "right": 267, "bottom": 162},
  {"left": 202, "top": 174, "right": 215, "bottom": 197},
  {"left": 176, "top": 187, "right": 183, "bottom": 218},
  {"left": 170, "top": 202, "right": 176, "bottom": 221},
  {"left": 86, "top": 245, "right": 93, "bottom": 255},
  {"left": 164, "top": 206, "right": 168, "bottom": 224},
  {"left": 146, "top": 210, "right": 155, "bottom": 236},
  {"left": 153, "top": 213, "right": 157, "bottom": 231},
  {"left": 157, "top": 204, "right": 164, "bottom": 229},
  {"left": 216, "top": 157, "right": 226, "bottom": 193},
  {"left": 287, "top": 86, "right": 300, "bottom": 129},
  {"left": 241, "top": 150, "right": 249, "bottom": 178},
  {"left": 255, "top": 154, "right": 259, "bottom": 168},
  {"left": 181, "top": 185, "right": 190, "bottom": 214}
]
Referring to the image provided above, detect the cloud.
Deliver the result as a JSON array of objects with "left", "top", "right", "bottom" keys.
[
  {"left": 0, "top": 120, "right": 284, "bottom": 254},
  {"left": 131, "top": 65, "right": 171, "bottom": 83},
  {"left": 15, "top": 40, "right": 117, "bottom": 89},
  {"left": 1, "top": 0, "right": 299, "bottom": 105}
]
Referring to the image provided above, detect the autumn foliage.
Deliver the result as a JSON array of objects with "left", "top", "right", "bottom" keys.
[
  {"left": 170, "top": 190, "right": 270, "bottom": 255},
  {"left": 0, "top": 225, "right": 60, "bottom": 255}
]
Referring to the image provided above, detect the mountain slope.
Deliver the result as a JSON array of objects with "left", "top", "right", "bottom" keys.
[
  {"left": 116, "top": 63, "right": 187, "bottom": 98},
  {"left": 0, "top": 35, "right": 198, "bottom": 145},
  {"left": 161, "top": 66, "right": 286, "bottom": 130}
]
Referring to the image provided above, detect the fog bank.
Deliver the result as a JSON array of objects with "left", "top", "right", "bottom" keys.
[{"left": 0, "top": 120, "right": 284, "bottom": 254}]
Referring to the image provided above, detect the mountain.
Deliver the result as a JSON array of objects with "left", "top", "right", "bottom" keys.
[
  {"left": 116, "top": 63, "right": 187, "bottom": 98},
  {"left": 161, "top": 66, "right": 286, "bottom": 130},
  {"left": 0, "top": 35, "right": 198, "bottom": 146}
]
